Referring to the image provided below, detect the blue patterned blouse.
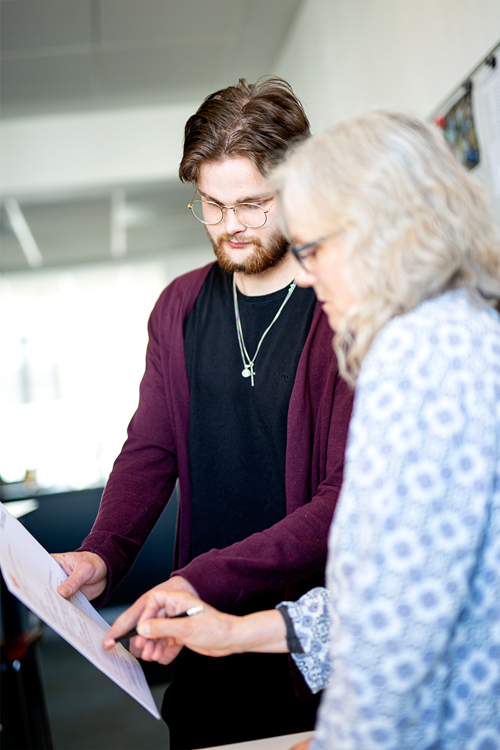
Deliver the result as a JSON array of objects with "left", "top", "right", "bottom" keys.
[{"left": 281, "top": 290, "right": 500, "bottom": 750}]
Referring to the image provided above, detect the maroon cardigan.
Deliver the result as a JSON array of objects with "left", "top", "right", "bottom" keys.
[{"left": 80, "top": 263, "right": 353, "bottom": 612}]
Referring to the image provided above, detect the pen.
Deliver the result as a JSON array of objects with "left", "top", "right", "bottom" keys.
[{"left": 113, "top": 605, "right": 204, "bottom": 644}]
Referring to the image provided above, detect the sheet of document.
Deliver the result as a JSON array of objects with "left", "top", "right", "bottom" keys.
[{"left": 0, "top": 502, "right": 160, "bottom": 719}]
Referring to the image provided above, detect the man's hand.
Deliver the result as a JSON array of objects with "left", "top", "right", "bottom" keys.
[
  {"left": 52, "top": 551, "right": 107, "bottom": 601},
  {"left": 103, "top": 576, "right": 200, "bottom": 664}
]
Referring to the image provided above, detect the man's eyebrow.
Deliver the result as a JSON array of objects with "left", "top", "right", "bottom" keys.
[{"left": 198, "top": 189, "right": 273, "bottom": 205}]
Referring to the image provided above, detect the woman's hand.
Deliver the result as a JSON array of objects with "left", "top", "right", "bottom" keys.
[
  {"left": 103, "top": 587, "right": 288, "bottom": 662},
  {"left": 137, "top": 590, "right": 241, "bottom": 658},
  {"left": 103, "top": 588, "right": 239, "bottom": 663}
]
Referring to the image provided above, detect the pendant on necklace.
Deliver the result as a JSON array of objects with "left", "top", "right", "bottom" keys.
[{"left": 242, "top": 368, "right": 251, "bottom": 378}]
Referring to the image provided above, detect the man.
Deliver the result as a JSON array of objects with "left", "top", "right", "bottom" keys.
[{"left": 54, "top": 77, "right": 353, "bottom": 748}]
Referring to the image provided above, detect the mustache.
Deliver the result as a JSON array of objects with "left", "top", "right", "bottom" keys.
[
  {"left": 204, "top": 225, "right": 289, "bottom": 276},
  {"left": 216, "top": 233, "right": 263, "bottom": 248}
]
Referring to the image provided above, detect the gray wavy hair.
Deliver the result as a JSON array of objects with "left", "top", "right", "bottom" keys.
[{"left": 273, "top": 109, "right": 500, "bottom": 385}]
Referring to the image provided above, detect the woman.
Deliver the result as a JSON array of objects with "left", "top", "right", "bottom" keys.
[{"left": 105, "top": 111, "right": 500, "bottom": 749}]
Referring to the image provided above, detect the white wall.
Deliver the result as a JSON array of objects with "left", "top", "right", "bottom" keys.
[{"left": 276, "top": 0, "right": 500, "bottom": 132}]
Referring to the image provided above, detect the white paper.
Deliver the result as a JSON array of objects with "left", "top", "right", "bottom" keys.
[
  {"left": 0, "top": 502, "right": 160, "bottom": 719},
  {"left": 478, "top": 63, "right": 500, "bottom": 197}
]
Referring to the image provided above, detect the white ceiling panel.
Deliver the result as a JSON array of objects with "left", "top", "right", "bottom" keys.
[
  {"left": 1, "top": 0, "right": 92, "bottom": 52},
  {"left": 1, "top": 0, "right": 303, "bottom": 118},
  {"left": 101, "top": 42, "right": 223, "bottom": 97},
  {"left": 100, "top": 0, "right": 239, "bottom": 45},
  {"left": 1, "top": 54, "right": 94, "bottom": 108}
]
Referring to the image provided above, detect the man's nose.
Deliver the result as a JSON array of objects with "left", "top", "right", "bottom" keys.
[{"left": 223, "top": 207, "right": 246, "bottom": 234}]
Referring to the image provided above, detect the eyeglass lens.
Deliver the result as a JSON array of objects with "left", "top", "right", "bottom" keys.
[
  {"left": 293, "top": 242, "right": 319, "bottom": 270},
  {"left": 190, "top": 201, "right": 267, "bottom": 228}
]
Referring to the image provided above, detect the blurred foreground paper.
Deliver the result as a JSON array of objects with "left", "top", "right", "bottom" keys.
[
  {"left": 478, "top": 62, "right": 500, "bottom": 197},
  {"left": 0, "top": 502, "right": 160, "bottom": 719}
]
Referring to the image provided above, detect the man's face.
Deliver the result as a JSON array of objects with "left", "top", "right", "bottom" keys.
[{"left": 197, "top": 156, "right": 288, "bottom": 275}]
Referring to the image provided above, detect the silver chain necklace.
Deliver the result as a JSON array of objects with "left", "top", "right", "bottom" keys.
[{"left": 233, "top": 275, "right": 297, "bottom": 387}]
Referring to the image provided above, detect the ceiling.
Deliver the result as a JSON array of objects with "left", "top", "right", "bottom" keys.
[{"left": 0, "top": 0, "right": 303, "bottom": 273}]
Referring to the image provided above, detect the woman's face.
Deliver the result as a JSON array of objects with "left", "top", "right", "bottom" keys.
[{"left": 285, "top": 205, "right": 355, "bottom": 332}]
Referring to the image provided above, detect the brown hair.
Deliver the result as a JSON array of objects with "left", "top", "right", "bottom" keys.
[{"left": 179, "top": 76, "right": 310, "bottom": 184}]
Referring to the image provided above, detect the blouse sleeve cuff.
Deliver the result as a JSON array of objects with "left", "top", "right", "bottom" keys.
[
  {"left": 277, "top": 587, "right": 332, "bottom": 694},
  {"left": 276, "top": 604, "right": 305, "bottom": 653}
]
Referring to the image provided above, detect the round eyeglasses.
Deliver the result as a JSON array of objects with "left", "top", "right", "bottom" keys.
[
  {"left": 290, "top": 238, "right": 327, "bottom": 270},
  {"left": 188, "top": 190, "right": 275, "bottom": 229},
  {"left": 291, "top": 232, "right": 342, "bottom": 271}
]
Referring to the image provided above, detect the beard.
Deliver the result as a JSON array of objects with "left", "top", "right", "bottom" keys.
[{"left": 205, "top": 227, "right": 289, "bottom": 275}]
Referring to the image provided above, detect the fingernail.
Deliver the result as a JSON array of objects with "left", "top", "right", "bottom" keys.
[
  {"left": 102, "top": 639, "right": 113, "bottom": 649},
  {"left": 137, "top": 623, "right": 150, "bottom": 636}
]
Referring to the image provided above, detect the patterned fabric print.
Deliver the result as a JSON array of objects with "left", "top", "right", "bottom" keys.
[
  {"left": 279, "top": 587, "right": 331, "bottom": 693},
  {"left": 310, "top": 290, "right": 500, "bottom": 750}
]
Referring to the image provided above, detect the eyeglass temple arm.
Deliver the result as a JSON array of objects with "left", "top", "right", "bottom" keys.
[{"left": 187, "top": 187, "right": 199, "bottom": 209}]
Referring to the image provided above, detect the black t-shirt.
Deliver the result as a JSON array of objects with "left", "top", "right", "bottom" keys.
[{"left": 184, "top": 264, "right": 316, "bottom": 560}]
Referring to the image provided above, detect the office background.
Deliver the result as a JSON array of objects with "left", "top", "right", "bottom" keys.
[
  {"left": 1, "top": 1, "right": 499, "bottom": 748},
  {"left": 1, "top": 0, "right": 499, "bottom": 496}
]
